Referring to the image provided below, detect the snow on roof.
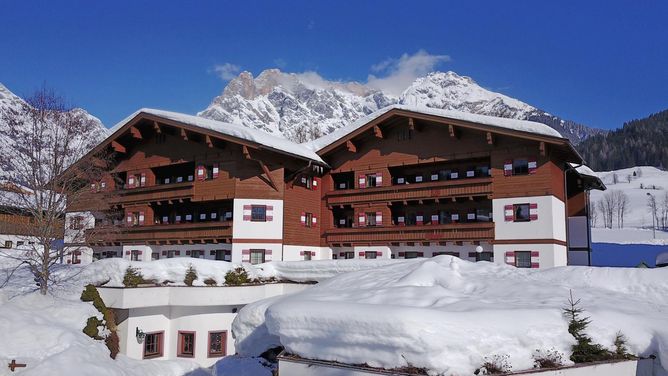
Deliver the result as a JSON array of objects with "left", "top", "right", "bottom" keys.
[
  {"left": 569, "top": 163, "right": 597, "bottom": 177},
  {"left": 108, "top": 108, "right": 325, "bottom": 164},
  {"left": 306, "top": 104, "right": 565, "bottom": 152},
  {"left": 233, "top": 256, "right": 668, "bottom": 374}
]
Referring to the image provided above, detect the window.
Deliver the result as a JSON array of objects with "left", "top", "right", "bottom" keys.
[
  {"left": 69, "top": 216, "right": 84, "bottom": 230},
  {"left": 178, "top": 331, "right": 195, "bottom": 358},
  {"left": 191, "top": 250, "right": 204, "bottom": 259},
  {"left": 513, "top": 159, "right": 529, "bottom": 175},
  {"left": 215, "top": 250, "right": 231, "bottom": 261},
  {"left": 344, "top": 251, "right": 355, "bottom": 259},
  {"left": 304, "top": 212, "right": 313, "bottom": 228},
  {"left": 143, "top": 332, "right": 164, "bottom": 359},
  {"left": 4, "top": 241, "right": 12, "bottom": 249},
  {"left": 71, "top": 252, "right": 81, "bottom": 264},
  {"left": 251, "top": 206, "right": 267, "bottom": 222},
  {"left": 250, "top": 249, "right": 265, "bottom": 265},
  {"left": 303, "top": 251, "right": 312, "bottom": 261},
  {"left": 365, "top": 212, "right": 377, "bottom": 227},
  {"left": 365, "top": 251, "right": 377, "bottom": 259},
  {"left": 16, "top": 241, "right": 24, "bottom": 246},
  {"left": 130, "top": 250, "right": 140, "bottom": 261},
  {"left": 366, "top": 174, "right": 378, "bottom": 187},
  {"left": 513, "top": 204, "right": 531, "bottom": 222},
  {"left": 167, "top": 250, "right": 177, "bottom": 258},
  {"left": 208, "top": 331, "right": 227, "bottom": 357},
  {"left": 476, "top": 252, "right": 493, "bottom": 262},
  {"left": 151, "top": 252, "right": 160, "bottom": 261},
  {"left": 515, "top": 251, "right": 532, "bottom": 268},
  {"left": 404, "top": 251, "right": 418, "bottom": 259}
]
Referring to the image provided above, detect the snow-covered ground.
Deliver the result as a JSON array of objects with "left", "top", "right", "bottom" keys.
[
  {"left": 233, "top": 256, "right": 668, "bottom": 375},
  {"left": 0, "top": 258, "right": 392, "bottom": 375},
  {"left": 591, "top": 166, "right": 668, "bottom": 244}
]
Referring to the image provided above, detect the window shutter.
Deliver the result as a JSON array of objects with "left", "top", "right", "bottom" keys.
[
  {"left": 138, "top": 211, "right": 145, "bottom": 225},
  {"left": 311, "top": 215, "right": 317, "bottom": 227},
  {"left": 504, "top": 205, "right": 514, "bottom": 221},
  {"left": 126, "top": 213, "right": 133, "bottom": 225},
  {"left": 358, "top": 175, "right": 366, "bottom": 189},
  {"left": 398, "top": 252, "right": 405, "bottom": 257},
  {"left": 530, "top": 203, "right": 538, "bottom": 220},
  {"left": 90, "top": 183, "right": 96, "bottom": 192},
  {"left": 196, "top": 165, "right": 206, "bottom": 181},
  {"left": 266, "top": 205, "right": 273, "bottom": 221},
  {"left": 241, "top": 249, "right": 250, "bottom": 262},
  {"left": 140, "top": 173, "right": 146, "bottom": 187},
  {"left": 416, "top": 212, "right": 424, "bottom": 226},
  {"left": 339, "top": 252, "right": 345, "bottom": 257},
  {"left": 504, "top": 251, "right": 515, "bottom": 265},
  {"left": 528, "top": 158, "right": 537, "bottom": 174},
  {"left": 377, "top": 251, "right": 383, "bottom": 257},
  {"left": 312, "top": 177, "right": 319, "bottom": 190},
  {"left": 431, "top": 214, "right": 439, "bottom": 225},
  {"left": 358, "top": 213, "right": 366, "bottom": 227},
  {"left": 243, "top": 205, "right": 252, "bottom": 221},
  {"left": 531, "top": 251, "right": 540, "bottom": 268},
  {"left": 265, "top": 249, "right": 272, "bottom": 255},
  {"left": 299, "top": 251, "right": 304, "bottom": 256},
  {"left": 125, "top": 251, "right": 130, "bottom": 255},
  {"left": 376, "top": 212, "right": 382, "bottom": 226},
  {"left": 212, "top": 164, "right": 219, "bottom": 179},
  {"left": 310, "top": 251, "right": 316, "bottom": 256},
  {"left": 162, "top": 251, "right": 167, "bottom": 256},
  {"left": 137, "top": 250, "right": 143, "bottom": 255},
  {"left": 375, "top": 173, "right": 383, "bottom": 187},
  {"left": 503, "top": 160, "right": 513, "bottom": 176},
  {"left": 397, "top": 216, "right": 405, "bottom": 226},
  {"left": 358, "top": 251, "right": 365, "bottom": 257},
  {"left": 128, "top": 175, "right": 135, "bottom": 188},
  {"left": 417, "top": 252, "right": 424, "bottom": 257},
  {"left": 300, "top": 212, "right": 306, "bottom": 226},
  {"left": 175, "top": 250, "right": 181, "bottom": 256}
]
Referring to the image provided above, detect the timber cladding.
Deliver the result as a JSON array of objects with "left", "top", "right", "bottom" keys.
[{"left": 283, "top": 175, "right": 321, "bottom": 246}]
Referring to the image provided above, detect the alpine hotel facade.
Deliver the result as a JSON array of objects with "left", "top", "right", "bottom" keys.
[{"left": 65, "top": 105, "right": 604, "bottom": 268}]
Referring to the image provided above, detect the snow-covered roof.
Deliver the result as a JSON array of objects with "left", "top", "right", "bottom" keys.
[
  {"left": 569, "top": 163, "right": 597, "bottom": 177},
  {"left": 306, "top": 104, "right": 565, "bottom": 152},
  {"left": 108, "top": 109, "right": 325, "bottom": 164}
]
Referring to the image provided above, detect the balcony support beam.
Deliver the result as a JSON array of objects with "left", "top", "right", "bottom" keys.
[
  {"left": 130, "top": 126, "right": 143, "bottom": 139},
  {"left": 346, "top": 140, "right": 357, "bottom": 153},
  {"left": 180, "top": 128, "right": 188, "bottom": 141},
  {"left": 539, "top": 141, "right": 546, "bottom": 156},
  {"left": 153, "top": 121, "right": 162, "bottom": 133},
  {"left": 449, "top": 124, "right": 459, "bottom": 139},
  {"left": 111, "top": 141, "right": 126, "bottom": 153},
  {"left": 486, "top": 132, "right": 494, "bottom": 145},
  {"left": 373, "top": 125, "right": 383, "bottom": 139}
]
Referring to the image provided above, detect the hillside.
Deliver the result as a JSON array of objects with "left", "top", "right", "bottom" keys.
[
  {"left": 576, "top": 109, "right": 668, "bottom": 171},
  {"left": 199, "top": 69, "right": 605, "bottom": 143}
]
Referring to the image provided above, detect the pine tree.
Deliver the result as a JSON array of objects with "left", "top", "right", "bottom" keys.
[{"left": 562, "top": 291, "right": 612, "bottom": 363}]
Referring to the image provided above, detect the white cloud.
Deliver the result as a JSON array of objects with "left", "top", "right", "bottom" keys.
[
  {"left": 367, "top": 50, "right": 451, "bottom": 95},
  {"left": 212, "top": 63, "right": 241, "bottom": 81}
]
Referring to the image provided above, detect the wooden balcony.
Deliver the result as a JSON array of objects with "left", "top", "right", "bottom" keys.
[
  {"left": 324, "top": 222, "right": 494, "bottom": 245},
  {"left": 87, "top": 220, "right": 232, "bottom": 245},
  {"left": 109, "top": 182, "right": 195, "bottom": 206},
  {"left": 325, "top": 177, "right": 492, "bottom": 206}
]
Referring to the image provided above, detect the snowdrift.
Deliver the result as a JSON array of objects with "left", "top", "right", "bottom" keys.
[{"left": 232, "top": 256, "right": 668, "bottom": 375}]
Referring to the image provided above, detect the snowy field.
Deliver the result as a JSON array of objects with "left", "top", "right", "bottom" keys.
[{"left": 234, "top": 256, "right": 668, "bottom": 375}]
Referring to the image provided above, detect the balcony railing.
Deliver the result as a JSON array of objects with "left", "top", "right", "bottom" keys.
[
  {"left": 87, "top": 220, "right": 232, "bottom": 244},
  {"left": 109, "top": 181, "right": 195, "bottom": 205},
  {"left": 324, "top": 222, "right": 494, "bottom": 244},
  {"left": 326, "top": 177, "right": 492, "bottom": 206}
]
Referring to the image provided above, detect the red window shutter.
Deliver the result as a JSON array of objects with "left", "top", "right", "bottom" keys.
[
  {"left": 312, "top": 177, "right": 319, "bottom": 190},
  {"left": 196, "top": 165, "right": 206, "bottom": 181},
  {"left": 416, "top": 212, "right": 424, "bottom": 226},
  {"left": 266, "top": 205, "right": 273, "bottom": 221},
  {"left": 505, "top": 251, "right": 515, "bottom": 265},
  {"left": 358, "top": 175, "right": 366, "bottom": 189},
  {"left": 377, "top": 251, "right": 383, "bottom": 256},
  {"left": 358, "top": 251, "right": 365, "bottom": 257},
  {"left": 398, "top": 252, "right": 405, "bottom": 257},
  {"left": 265, "top": 249, "right": 272, "bottom": 255},
  {"left": 531, "top": 250, "right": 540, "bottom": 268},
  {"left": 431, "top": 214, "right": 439, "bottom": 225},
  {"left": 528, "top": 158, "right": 537, "bottom": 174},
  {"left": 175, "top": 250, "right": 181, "bottom": 256},
  {"left": 358, "top": 213, "right": 366, "bottom": 227},
  {"left": 310, "top": 251, "right": 316, "bottom": 256},
  {"left": 212, "top": 164, "right": 219, "bottom": 179},
  {"left": 126, "top": 213, "right": 133, "bottom": 225},
  {"left": 125, "top": 251, "right": 130, "bottom": 255},
  {"left": 137, "top": 250, "right": 143, "bottom": 255},
  {"left": 529, "top": 203, "right": 538, "bottom": 220},
  {"left": 339, "top": 252, "right": 345, "bottom": 257},
  {"left": 417, "top": 252, "right": 424, "bottom": 257},
  {"left": 375, "top": 173, "right": 383, "bottom": 187},
  {"left": 140, "top": 173, "right": 146, "bottom": 187},
  {"left": 162, "top": 251, "right": 167, "bottom": 256},
  {"left": 243, "top": 205, "right": 252, "bottom": 221},
  {"left": 300, "top": 212, "right": 306, "bottom": 226},
  {"left": 90, "top": 183, "right": 96, "bottom": 192},
  {"left": 139, "top": 211, "right": 145, "bottom": 225},
  {"left": 503, "top": 160, "right": 513, "bottom": 176},
  {"left": 504, "top": 205, "right": 514, "bottom": 221},
  {"left": 300, "top": 251, "right": 304, "bottom": 256},
  {"left": 376, "top": 212, "right": 383, "bottom": 226},
  {"left": 312, "top": 215, "right": 317, "bottom": 227}
]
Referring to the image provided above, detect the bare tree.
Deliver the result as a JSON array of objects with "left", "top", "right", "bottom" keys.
[
  {"left": 590, "top": 202, "right": 598, "bottom": 228},
  {"left": 626, "top": 174, "right": 632, "bottom": 183},
  {"left": 599, "top": 193, "right": 617, "bottom": 229},
  {"left": 660, "top": 192, "right": 668, "bottom": 230},
  {"left": 613, "top": 190, "right": 629, "bottom": 228},
  {"left": 0, "top": 87, "right": 111, "bottom": 294},
  {"left": 647, "top": 193, "right": 658, "bottom": 234},
  {"left": 612, "top": 173, "right": 619, "bottom": 184}
]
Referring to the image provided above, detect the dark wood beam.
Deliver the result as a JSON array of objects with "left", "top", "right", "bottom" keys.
[
  {"left": 242, "top": 145, "right": 251, "bottom": 159},
  {"left": 259, "top": 160, "right": 279, "bottom": 191},
  {"left": 130, "top": 126, "right": 142, "bottom": 139},
  {"left": 408, "top": 117, "right": 415, "bottom": 130},
  {"left": 346, "top": 140, "right": 357, "bottom": 153},
  {"left": 448, "top": 124, "right": 459, "bottom": 139},
  {"left": 486, "top": 132, "right": 494, "bottom": 145},
  {"left": 205, "top": 135, "right": 213, "bottom": 148},
  {"left": 373, "top": 125, "right": 383, "bottom": 139},
  {"left": 111, "top": 141, "right": 126, "bottom": 153},
  {"left": 153, "top": 121, "right": 162, "bottom": 133},
  {"left": 180, "top": 128, "right": 188, "bottom": 141},
  {"left": 539, "top": 141, "right": 546, "bottom": 156}
]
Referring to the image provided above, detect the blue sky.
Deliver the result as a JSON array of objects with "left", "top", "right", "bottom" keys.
[{"left": 1, "top": 1, "right": 667, "bottom": 129}]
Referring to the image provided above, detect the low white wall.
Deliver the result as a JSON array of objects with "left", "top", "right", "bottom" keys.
[{"left": 283, "top": 245, "right": 331, "bottom": 261}]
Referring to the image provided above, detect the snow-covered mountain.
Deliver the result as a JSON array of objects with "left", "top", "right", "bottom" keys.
[{"left": 199, "top": 69, "right": 605, "bottom": 143}]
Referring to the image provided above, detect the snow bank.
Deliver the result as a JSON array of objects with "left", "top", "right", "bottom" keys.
[
  {"left": 79, "top": 257, "right": 400, "bottom": 287},
  {"left": 233, "top": 256, "right": 668, "bottom": 375}
]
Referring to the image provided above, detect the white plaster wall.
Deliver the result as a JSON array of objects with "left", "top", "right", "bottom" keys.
[
  {"left": 283, "top": 246, "right": 331, "bottom": 261},
  {"left": 493, "top": 243, "right": 567, "bottom": 268},
  {"left": 493, "top": 195, "right": 566, "bottom": 242},
  {"left": 119, "top": 244, "right": 233, "bottom": 261},
  {"left": 122, "top": 306, "right": 172, "bottom": 361},
  {"left": 232, "top": 199, "right": 283, "bottom": 240}
]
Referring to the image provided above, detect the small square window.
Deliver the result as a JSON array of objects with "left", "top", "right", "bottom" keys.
[
  {"left": 513, "top": 159, "right": 529, "bottom": 175},
  {"left": 178, "top": 331, "right": 195, "bottom": 358},
  {"left": 513, "top": 204, "right": 531, "bottom": 222},
  {"left": 208, "top": 331, "right": 227, "bottom": 357},
  {"left": 305, "top": 212, "right": 313, "bottom": 228},
  {"left": 404, "top": 251, "right": 418, "bottom": 259},
  {"left": 365, "top": 212, "right": 377, "bottom": 226},
  {"left": 130, "top": 250, "right": 140, "bottom": 261},
  {"left": 303, "top": 251, "right": 312, "bottom": 261},
  {"left": 365, "top": 251, "right": 377, "bottom": 259},
  {"left": 151, "top": 252, "right": 160, "bottom": 261},
  {"left": 515, "top": 251, "right": 532, "bottom": 268},
  {"left": 344, "top": 251, "right": 355, "bottom": 259},
  {"left": 251, "top": 206, "right": 267, "bottom": 222},
  {"left": 476, "top": 252, "right": 493, "bottom": 262},
  {"left": 250, "top": 249, "right": 265, "bottom": 265},
  {"left": 366, "top": 174, "right": 378, "bottom": 187},
  {"left": 143, "top": 332, "right": 164, "bottom": 359}
]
